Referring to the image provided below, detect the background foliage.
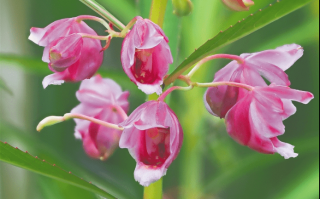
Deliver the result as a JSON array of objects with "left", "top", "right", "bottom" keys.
[{"left": 0, "top": 0, "right": 319, "bottom": 198}]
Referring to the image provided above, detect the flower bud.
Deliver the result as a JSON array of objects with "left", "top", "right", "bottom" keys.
[
  {"left": 221, "top": 0, "right": 254, "bottom": 11},
  {"left": 172, "top": 0, "right": 193, "bottom": 17}
]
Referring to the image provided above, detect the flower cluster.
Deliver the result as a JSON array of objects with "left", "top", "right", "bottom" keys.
[{"left": 34, "top": 13, "right": 313, "bottom": 187}]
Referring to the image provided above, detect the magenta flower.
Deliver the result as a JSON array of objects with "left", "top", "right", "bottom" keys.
[
  {"left": 204, "top": 44, "right": 304, "bottom": 118},
  {"left": 29, "top": 16, "right": 103, "bottom": 88},
  {"left": 221, "top": 0, "right": 254, "bottom": 11},
  {"left": 225, "top": 84, "right": 313, "bottom": 159},
  {"left": 121, "top": 16, "right": 173, "bottom": 95},
  {"left": 119, "top": 101, "right": 183, "bottom": 186},
  {"left": 71, "top": 75, "right": 129, "bottom": 160}
]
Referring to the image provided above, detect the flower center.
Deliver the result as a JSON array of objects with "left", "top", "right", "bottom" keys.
[
  {"left": 139, "top": 127, "right": 170, "bottom": 167},
  {"left": 131, "top": 49, "right": 157, "bottom": 84}
]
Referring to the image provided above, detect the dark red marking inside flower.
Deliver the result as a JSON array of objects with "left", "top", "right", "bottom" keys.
[
  {"left": 131, "top": 49, "right": 158, "bottom": 84},
  {"left": 139, "top": 127, "right": 170, "bottom": 167}
]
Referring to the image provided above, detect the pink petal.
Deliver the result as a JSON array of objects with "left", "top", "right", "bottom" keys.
[
  {"left": 49, "top": 34, "right": 83, "bottom": 72},
  {"left": 271, "top": 137, "right": 298, "bottom": 159},
  {"left": 119, "top": 101, "right": 183, "bottom": 186},
  {"left": 245, "top": 44, "right": 303, "bottom": 71},
  {"left": 42, "top": 73, "right": 66, "bottom": 88},
  {"left": 260, "top": 84, "right": 314, "bottom": 104}
]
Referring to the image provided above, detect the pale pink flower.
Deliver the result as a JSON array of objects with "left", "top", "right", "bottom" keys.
[
  {"left": 221, "top": 0, "right": 254, "bottom": 11},
  {"left": 119, "top": 101, "right": 183, "bottom": 186},
  {"left": 225, "top": 84, "right": 313, "bottom": 159},
  {"left": 71, "top": 75, "right": 129, "bottom": 160},
  {"left": 29, "top": 16, "right": 103, "bottom": 88},
  {"left": 204, "top": 44, "right": 304, "bottom": 118},
  {"left": 121, "top": 16, "right": 173, "bottom": 95}
]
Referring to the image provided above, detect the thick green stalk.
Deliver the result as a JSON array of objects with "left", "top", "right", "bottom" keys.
[
  {"left": 143, "top": 178, "right": 163, "bottom": 199},
  {"left": 79, "top": 0, "right": 125, "bottom": 30},
  {"left": 149, "top": 0, "right": 169, "bottom": 28},
  {"left": 144, "top": 0, "right": 169, "bottom": 197}
]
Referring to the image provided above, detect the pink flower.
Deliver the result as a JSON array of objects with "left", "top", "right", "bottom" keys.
[
  {"left": 29, "top": 16, "right": 103, "bottom": 88},
  {"left": 225, "top": 84, "right": 313, "bottom": 159},
  {"left": 119, "top": 101, "right": 183, "bottom": 186},
  {"left": 71, "top": 75, "right": 129, "bottom": 160},
  {"left": 221, "top": 0, "right": 254, "bottom": 11},
  {"left": 204, "top": 44, "right": 303, "bottom": 118},
  {"left": 121, "top": 16, "right": 173, "bottom": 95}
]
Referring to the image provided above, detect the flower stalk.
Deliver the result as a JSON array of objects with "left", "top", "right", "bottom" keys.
[
  {"left": 149, "top": 0, "right": 169, "bottom": 28},
  {"left": 144, "top": 0, "right": 169, "bottom": 195},
  {"left": 187, "top": 54, "right": 245, "bottom": 78},
  {"left": 37, "top": 113, "right": 124, "bottom": 132},
  {"left": 143, "top": 178, "right": 163, "bottom": 199},
  {"left": 195, "top": 81, "right": 254, "bottom": 91},
  {"left": 76, "top": 15, "right": 111, "bottom": 30}
]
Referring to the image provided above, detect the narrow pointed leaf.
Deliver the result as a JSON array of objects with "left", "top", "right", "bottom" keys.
[
  {"left": 164, "top": 0, "right": 315, "bottom": 86},
  {"left": 0, "top": 141, "right": 116, "bottom": 199}
]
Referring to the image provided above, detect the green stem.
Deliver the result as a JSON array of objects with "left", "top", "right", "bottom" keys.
[
  {"left": 79, "top": 0, "right": 125, "bottom": 31},
  {"left": 143, "top": 178, "right": 163, "bottom": 199},
  {"left": 149, "top": 0, "right": 169, "bottom": 28},
  {"left": 144, "top": 0, "right": 169, "bottom": 197}
]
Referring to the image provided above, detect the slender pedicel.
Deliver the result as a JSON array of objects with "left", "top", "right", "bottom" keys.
[
  {"left": 79, "top": 33, "right": 111, "bottom": 40},
  {"left": 75, "top": 15, "right": 111, "bottom": 30},
  {"left": 119, "top": 16, "right": 143, "bottom": 37},
  {"left": 37, "top": 113, "right": 124, "bottom": 132},
  {"left": 195, "top": 81, "right": 254, "bottom": 91},
  {"left": 158, "top": 85, "right": 193, "bottom": 101},
  {"left": 187, "top": 54, "right": 245, "bottom": 78}
]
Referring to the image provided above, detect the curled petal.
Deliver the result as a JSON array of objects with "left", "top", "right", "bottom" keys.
[{"left": 225, "top": 84, "right": 313, "bottom": 158}]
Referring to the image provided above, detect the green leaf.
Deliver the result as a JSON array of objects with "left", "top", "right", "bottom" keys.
[
  {"left": 0, "top": 121, "right": 140, "bottom": 199},
  {"left": 164, "top": 0, "right": 315, "bottom": 86},
  {"left": 0, "top": 76, "right": 13, "bottom": 95},
  {"left": 0, "top": 53, "right": 137, "bottom": 91},
  {"left": 0, "top": 141, "right": 116, "bottom": 199}
]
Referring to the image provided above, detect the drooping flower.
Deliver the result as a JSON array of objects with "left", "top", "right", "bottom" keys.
[
  {"left": 204, "top": 44, "right": 304, "bottom": 118},
  {"left": 221, "top": 0, "right": 254, "bottom": 11},
  {"left": 29, "top": 16, "right": 103, "bottom": 88},
  {"left": 119, "top": 100, "right": 183, "bottom": 186},
  {"left": 225, "top": 84, "right": 313, "bottom": 159},
  {"left": 71, "top": 75, "right": 129, "bottom": 160},
  {"left": 121, "top": 16, "right": 173, "bottom": 95}
]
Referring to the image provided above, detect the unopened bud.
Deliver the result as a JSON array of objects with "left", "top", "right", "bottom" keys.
[
  {"left": 36, "top": 116, "right": 64, "bottom": 132},
  {"left": 172, "top": 0, "right": 193, "bottom": 17},
  {"left": 221, "top": 0, "right": 254, "bottom": 11}
]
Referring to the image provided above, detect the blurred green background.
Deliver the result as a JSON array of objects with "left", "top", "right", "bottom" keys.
[{"left": 0, "top": 0, "right": 318, "bottom": 198}]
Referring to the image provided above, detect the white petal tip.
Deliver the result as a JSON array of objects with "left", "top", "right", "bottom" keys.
[
  {"left": 276, "top": 144, "right": 298, "bottom": 159},
  {"left": 42, "top": 74, "right": 65, "bottom": 89},
  {"left": 134, "top": 165, "right": 166, "bottom": 187}
]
